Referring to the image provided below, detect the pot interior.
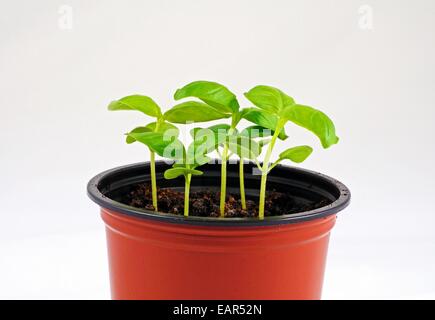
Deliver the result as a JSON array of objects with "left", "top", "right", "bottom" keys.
[{"left": 89, "top": 161, "right": 350, "bottom": 225}]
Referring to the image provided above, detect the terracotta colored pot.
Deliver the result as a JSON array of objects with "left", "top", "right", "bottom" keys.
[{"left": 87, "top": 161, "right": 350, "bottom": 300}]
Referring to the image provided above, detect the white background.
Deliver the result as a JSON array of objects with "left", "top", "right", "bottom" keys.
[{"left": 1, "top": 0, "right": 434, "bottom": 299}]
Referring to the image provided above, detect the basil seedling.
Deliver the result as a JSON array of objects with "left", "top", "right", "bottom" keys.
[
  {"left": 165, "top": 81, "right": 279, "bottom": 215},
  {"left": 191, "top": 124, "right": 271, "bottom": 211},
  {"left": 163, "top": 132, "right": 214, "bottom": 217},
  {"left": 243, "top": 85, "right": 339, "bottom": 219},
  {"left": 108, "top": 95, "right": 179, "bottom": 211},
  {"left": 126, "top": 129, "right": 194, "bottom": 213},
  {"left": 165, "top": 81, "right": 242, "bottom": 217}
]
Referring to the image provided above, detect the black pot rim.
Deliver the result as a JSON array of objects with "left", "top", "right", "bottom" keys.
[{"left": 87, "top": 161, "right": 351, "bottom": 227}]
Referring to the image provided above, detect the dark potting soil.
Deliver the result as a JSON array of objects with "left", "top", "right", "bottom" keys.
[{"left": 124, "top": 184, "right": 331, "bottom": 218}]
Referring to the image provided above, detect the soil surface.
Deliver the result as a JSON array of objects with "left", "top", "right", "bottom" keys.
[{"left": 124, "top": 184, "right": 331, "bottom": 218}]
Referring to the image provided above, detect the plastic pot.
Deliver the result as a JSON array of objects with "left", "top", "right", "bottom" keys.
[{"left": 87, "top": 161, "right": 350, "bottom": 300}]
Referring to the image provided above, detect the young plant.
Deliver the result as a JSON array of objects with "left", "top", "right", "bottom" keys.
[
  {"left": 164, "top": 81, "right": 280, "bottom": 215},
  {"left": 243, "top": 85, "right": 339, "bottom": 219},
  {"left": 129, "top": 127, "right": 213, "bottom": 217},
  {"left": 126, "top": 128, "right": 201, "bottom": 216},
  {"left": 108, "top": 95, "right": 178, "bottom": 211},
  {"left": 163, "top": 130, "right": 216, "bottom": 216},
  {"left": 164, "top": 81, "right": 242, "bottom": 217},
  {"left": 192, "top": 124, "right": 271, "bottom": 210}
]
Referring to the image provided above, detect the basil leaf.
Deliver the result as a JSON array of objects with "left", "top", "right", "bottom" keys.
[
  {"left": 241, "top": 108, "right": 288, "bottom": 140},
  {"left": 190, "top": 124, "right": 231, "bottom": 139},
  {"left": 187, "top": 128, "right": 221, "bottom": 165},
  {"left": 174, "top": 81, "right": 239, "bottom": 114},
  {"left": 145, "top": 121, "right": 180, "bottom": 137},
  {"left": 164, "top": 101, "right": 231, "bottom": 123},
  {"left": 244, "top": 85, "right": 295, "bottom": 114},
  {"left": 127, "top": 132, "right": 185, "bottom": 160},
  {"left": 125, "top": 126, "right": 152, "bottom": 144},
  {"left": 279, "top": 145, "right": 313, "bottom": 163},
  {"left": 126, "top": 121, "right": 179, "bottom": 144},
  {"left": 108, "top": 95, "right": 161, "bottom": 117},
  {"left": 281, "top": 104, "right": 339, "bottom": 148},
  {"left": 240, "top": 125, "right": 273, "bottom": 139},
  {"left": 164, "top": 167, "right": 203, "bottom": 180}
]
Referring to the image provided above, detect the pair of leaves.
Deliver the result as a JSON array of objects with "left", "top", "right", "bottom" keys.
[
  {"left": 164, "top": 81, "right": 239, "bottom": 123},
  {"left": 164, "top": 139, "right": 211, "bottom": 180},
  {"left": 129, "top": 130, "right": 207, "bottom": 180},
  {"left": 164, "top": 130, "right": 217, "bottom": 180},
  {"left": 244, "top": 85, "right": 339, "bottom": 149},
  {"left": 127, "top": 122, "right": 217, "bottom": 181},
  {"left": 109, "top": 95, "right": 184, "bottom": 155},
  {"left": 109, "top": 82, "right": 239, "bottom": 125}
]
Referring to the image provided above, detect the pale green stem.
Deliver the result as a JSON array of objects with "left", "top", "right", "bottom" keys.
[
  {"left": 219, "top": 142, "right": 229, "bottom": 217},
  {"left": 219, "top": 115, "right": 238, "bottom": 218},
  {"left": 239, "top": 158, "right": 246, "bottom": 210},
  {"left": 184, "top": 173, "right": 191, "bottom": 217},
  {"left": 149, "top": 120, "right": 161, "bottom": 211},
  {"left": 149, "top": 150, "right": 158, "bottom": 211},
  {"left": 258, "top": 120, "right": 286, "bottom": 220}
]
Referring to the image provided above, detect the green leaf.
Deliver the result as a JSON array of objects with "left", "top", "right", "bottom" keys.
[
  {"left": 164, "top": 167, "right": 203, "bottom": 180},
  {"left": 244, "top": 85, "right": 295, "bottom": 114},
  {"left": 228, "top": 136, "right": 261, "bottom": 160},
  {"left": 174, "top": 81, "right": 239, "bottom": 114},
  {"left": 279, "top": 145, "right": 313, "bottom": 163},
  {"left": 241, "top": 108, "right": 288, "bottom": 140},
  {"left": 164, "top": 101, "right": 231, "bottom": 123},
  {"left": 126, "top": 121, "right": 179, "bottom": 144},
  {"left": 190, "top": 124, "right": 231, "bottom": 139},
  {"left": 188, "top": 124, "right": 233, "bottom": 162},
  {"left": 145, "top": 121, "right": 179, "bottom": 137},
  {"left": 207, "top": 124, "right": 233, "bottom": 134},
  {"left": 281, "top": 104, "right": 339, "bottom": 148},
  {"left": 240, "top": 125, "right": 273, "bottom": 139},
  {"left": 128, "top": 132, "right": 185, "bottom": 160},
  {"left": 108, "top": 95, "right": 161, "bottom": 117},
  {"left": 187, "top": 128, "right": 221, "bottom": 165},
  {"left": 125, "top": 126, "right": 152, "bottom": 144}
]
